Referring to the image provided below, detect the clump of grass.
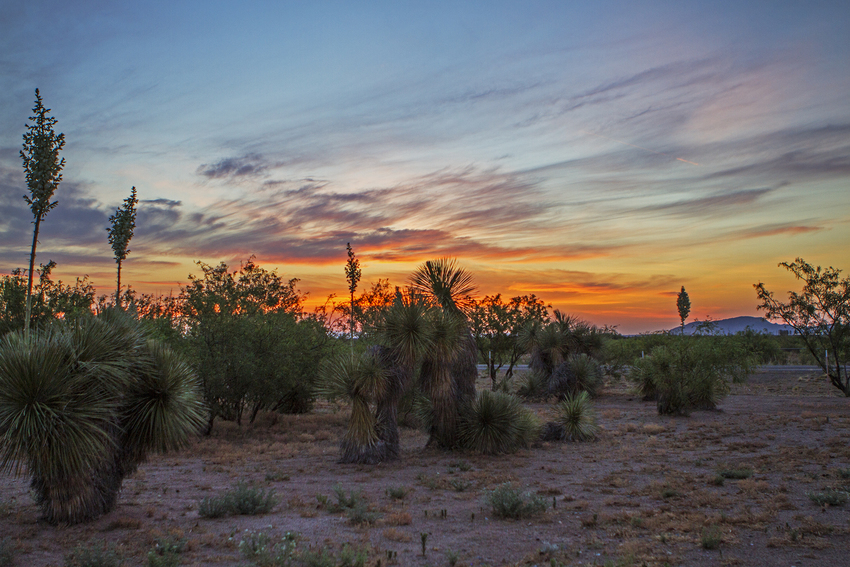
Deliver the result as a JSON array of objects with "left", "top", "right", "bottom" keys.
[
  {"left": 661, "top": 488, "right": 681, "bottom": 499},
  {"left": 65, "top": 541, "right": 123, "bottom": 567},
  {"left": 457, "top": 390, "right": 540, "bottom": 454},
  {"left": 147, "top": 536, "right": 187, "bottom": 567},
  {"left": 0, "top": 538, "right": 15, "bottom": 567},
  {"left": 450, "top": 460, "right": 472, "bottom": 472},
  {"left": 238, "top": 530, "right": 298, "bottom": 566},
  {"left": 486, "top": 483, "right": 547, "bottom": 519},
  {"left": 198, "top": 482, "right": 278, "bottom": 518},
  {"left": 386, "top": 486, "right": 409, "bottom": 500},
  {"left": 837, "top": 468, "right": 850, "bottom": 480},
  {"left": 701, "top": 526, "right": 722, "bottom": 550},
  {"left": 718, "top": 468, "right": 753, "bottom": 480},
  {"left": 807, "top": 489, "right": 848, "bottom": 507},
  {"left": 450, "top": 479, "right": 471, "bottom": 492},
  {"left": 346, "top": 501, "right": 380, "bottom": 525},
  {"left": 554, "top": 391, "right": 600, "bottom": 441}
]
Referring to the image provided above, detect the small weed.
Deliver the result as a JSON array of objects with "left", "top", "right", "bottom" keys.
[
  {"left": 701, "top": 526, "right": 722, "bottom": 550},
  {"left": 420, "top": 533, "right": 428, "bottom": 557},
  {"left": 316, "top": 494, "right": 329, "bottom": 508},
  {"left": 718, "top": 468, "right": 753, "bottom": 480},
  {"left": 629, "top": 516, "right": 644, "bottom": 528},
  {"left": 711, "top": 474, "right": 725, "bottom": 486},
  {"left": 264, "top": 471, "right": 291, "bottom": 482},
  {"left": 807, "top": 489, "right": 848, "bottom": 507},
  {"left": 65, "top": 540, "right": 123, "bottom": 567},
  {"left": 346, "top": 501, "right": 380, "bottom": 525},
  {"left": 837, "top": 468, "right": 850, "bottom": 480},
  {"left": 147, "top": 536, "right": 187, "bottom": 567},
  {"left": 450, "top": 479, "right": 470, "bottom": 492},
  {"left": 446, "top": 548, "right": 459, "bottom": 566},
  {"left": 0, "top": 537, "right": 15, "bottom": 567},
  {"left": 486, "top": 484, "right": 547, "bottom": 519},
  {"left": 331, "top": 485, "right": 365, "bottom": 512},
  {"left": 386, "top": 486, "right": 409, "bottom": 500},
  {"left": 661, "top": 488, "right": 681, "bottom": 499},
  {"left": 450, "top": 460, "right": 472, "bottom": 472}
]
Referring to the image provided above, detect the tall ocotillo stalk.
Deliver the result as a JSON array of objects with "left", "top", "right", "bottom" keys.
[
  {"left": 20, "top": 89, "right": 65, "bottom": 336},
  {"left": 107, "top": 187, "right": 139, "bottom": 308}
]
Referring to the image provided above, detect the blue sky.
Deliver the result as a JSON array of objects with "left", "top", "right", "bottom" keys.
[{"left": 2, "top": 1, "right": 849, "bottom": 333}]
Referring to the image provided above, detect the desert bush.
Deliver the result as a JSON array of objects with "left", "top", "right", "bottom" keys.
[
  {"left": 238, "top": 530, "right": 298, "bottom": 567},
  {"left": 718, "top": 468, "right": 753, "bottom": 480},
  {"left": 554, "top": 391, "right": 599, "bottom": 441},
  {"left": 64, "top": 541, "right": 123, "bottom": 567},
  {"left": 701, "top": 526, "right": 722, "bottom": 550},
  {"left": 807, "top": 489, "right": 848, "bottom": 507},
  {"left": 147, "top": 536, "right": 187, "bottom": 567},
  {"left": 549, "top": 354, "right": 602, "bottom": 399},
  {"left": 198, "top": 482, "right": 278, "bottom": 518},
  {"left": 0, "top": 310, "right": 205, "bottom": 524},
  {"left": 486, "top": 483, "right": 547, "bottom": 519},
  {"left": 457, "top": 390, "right": 539, "bottom": 454},
  {"left": 386, "top": 486, "right": 409, "bottom": 500},
  {"left": 634, "top": 336, "right": 753, "bottom": 415}
]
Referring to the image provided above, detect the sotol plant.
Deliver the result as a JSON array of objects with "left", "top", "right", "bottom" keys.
[{"left": 0, "top": 309, "right": 206, "bottom": 524}]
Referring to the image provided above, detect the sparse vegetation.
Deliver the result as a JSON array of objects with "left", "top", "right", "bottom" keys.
[
  {"left": 486, "top": 483, "right": 548, "bottom": 519},
  {"left": 147, "top": 536, "right": 187, "bottom": 567},
  {"left": 807, "top": 489, "right": 848, "bottom": 507},
  {"left": 718, "top": 468, "right": 753, "bottom": 480},
  {"left": 700, "top": 526, "right": 722, "bottom": 550},
  {"left": 64, "top": 541, "right": 122, "bottom": 567},
  {"left": 198, "top": 482, "right": 278, "bottom": 518}
]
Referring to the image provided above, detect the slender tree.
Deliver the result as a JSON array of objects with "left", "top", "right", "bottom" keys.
[
  {"left": 107, "top": 187, "right": 139, "bottom": 307},
  {"left": 677, "top": 286, "right": 691, "bottom": 335},
  {"left": 345, "top": 242, "right": 361, "bottom": 347},
  {"left": 20, "top": 89, "right": 65, "bottom": 335}
]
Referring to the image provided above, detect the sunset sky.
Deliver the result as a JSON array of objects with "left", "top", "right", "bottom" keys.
[{"left": 1, "top": 1, "right": 848, "bottom": 333}]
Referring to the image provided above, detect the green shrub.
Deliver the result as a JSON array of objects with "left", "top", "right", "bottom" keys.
[
  {"left": 457, "top": 390, "right": 539, "bottom": 454},
  {"left": 633, "top": 337, "right": 754, "bottom": 415},
  {"left": 701, "top": 526, "right": 722, "bottom": 550},
  {"left": 346, "top": 501, "right": 380, "bottom": 525},
  {"left": 64, "top": 541, "right": 123, "bottom": 567},
  {"left": 718, "top": 468, "right": 752, "bottom": 480},
  {"left": 386, "top": 486, "right": 409, "bottom": 500},
  {"left": 238, "top": 530, "right": 298, "bottom": 567},
  {"left": 147, "top": 536, "right": 187, "bottom": 567},
  {"left": 198, "top": 482, "right": 278, "bottom": 518},
  {"left": 330, "top": 485, "right": 365, "bottom": 512},
  {"left": 554, "top": 391, "right": 599, "bottom": 441},
  {"left": 486, "top": 483, "right": 547, "bottom": 519},
  {"left": 807, "top": 489, "right": 848, "bottom": 507}
]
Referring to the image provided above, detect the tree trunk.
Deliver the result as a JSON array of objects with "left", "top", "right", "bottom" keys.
[{"left": 116, "top": 259, "right": 122, "bottom": 308}]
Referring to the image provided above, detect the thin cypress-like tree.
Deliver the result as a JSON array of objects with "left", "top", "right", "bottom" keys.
[
  {"left": 107, "top": 187, "right": 139, "bottom": 307},
  {"left": 20, "top": 89, "right": 65, "bottom": 336}
]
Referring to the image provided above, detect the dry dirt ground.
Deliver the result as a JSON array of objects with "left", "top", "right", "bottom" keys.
[{"left": 2, "top": 369, "right": 849, "bottom": 567}]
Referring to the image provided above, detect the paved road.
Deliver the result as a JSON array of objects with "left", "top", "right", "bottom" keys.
[{"left": 476, "top": 364, "right": 822, "bottom": 372}]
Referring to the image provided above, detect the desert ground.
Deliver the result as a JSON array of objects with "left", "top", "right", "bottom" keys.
[{"left": 2, "top": 368, "right": 848, "bottom": 567}]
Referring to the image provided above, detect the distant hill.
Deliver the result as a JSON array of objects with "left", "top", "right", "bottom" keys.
[{"left": 667, "top": 316, "right": 794, "bottom": 336}]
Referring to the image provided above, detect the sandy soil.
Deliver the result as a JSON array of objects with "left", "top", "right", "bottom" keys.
[{"left": 2, "top": 368, "right": 848, "bottom": 567}]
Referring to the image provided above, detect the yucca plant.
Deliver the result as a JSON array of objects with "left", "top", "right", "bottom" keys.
[
  {"left": 458, "top": 390, "right": 539, "bottom": 454},
  {"left": 554, "top": 391, "right": 599, "bottom": 442},
  {"left": 0, "top": 309, "right": 205, "bottom": 524},
  {"left": 318, "top": 351, "right": 388, "bottom": 464},
  {"left": 549, "top": 354, "right": 602, "bottom": 399},
  {"left": 409, "top": 259, "right": 478, "bottom": 448}
]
